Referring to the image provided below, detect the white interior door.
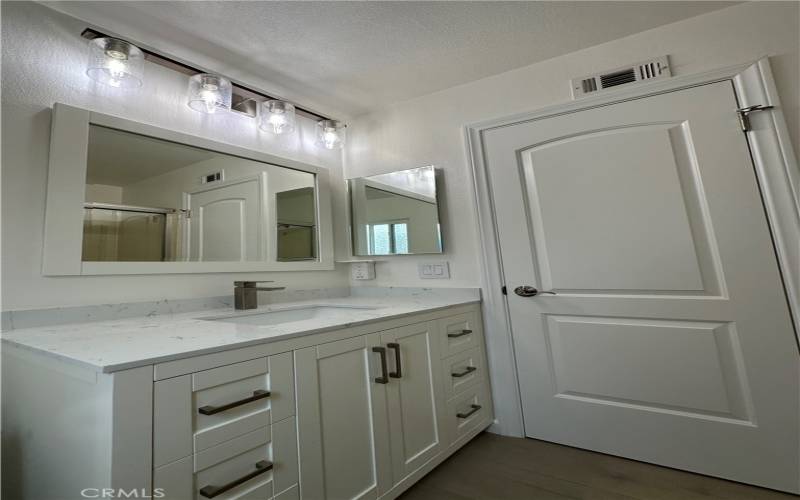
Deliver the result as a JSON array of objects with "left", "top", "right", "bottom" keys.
[
  {"left": 186, "top": 174, "right": 265, "bottom": 261},
  {"left": 483, "top": 81, "right": 800, "bottom": 492}
]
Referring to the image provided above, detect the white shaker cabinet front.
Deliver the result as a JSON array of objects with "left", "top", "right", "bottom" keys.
[
  {"left": 380, "top": 322, "right": 445, "bottom": 484},
  {"left": 296, "top": 320, "right": 457, "bottom": 500},
  {"left": 295, "top": 334, "right": 393, "bottom": 500}
]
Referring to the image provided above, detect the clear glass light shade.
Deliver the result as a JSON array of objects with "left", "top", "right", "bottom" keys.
[
  {"left": 259, "top": 100, "right": 296, "bottom": 134},
  {"left": 187, "top": 74, "right": 232, "bottom": 114},
  {"left": 316, "top": 120, "right": 346, "bottom": 150},
  {"left": 86, "top": 37, "right": 144, "bottom": 88}
]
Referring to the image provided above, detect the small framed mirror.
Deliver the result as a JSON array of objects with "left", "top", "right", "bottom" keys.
[
  {"left": 43, "top": 103, "right": 334, "bottom": 275},
  {"left": 348, "top": 166, "right": 442, "bottom": 256}
]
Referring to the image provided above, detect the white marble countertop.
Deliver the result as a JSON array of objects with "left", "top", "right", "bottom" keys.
[{"left": 1, "top": 288, "right": 480, "bottom": 373}]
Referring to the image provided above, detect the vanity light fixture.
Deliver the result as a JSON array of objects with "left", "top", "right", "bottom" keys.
[
  {"left": 259, "top": 100, "right": 296, "bottom": 134},
  {"left": 86, "top": 37, "right": 144, "bottom": 88},
  {"left": 81, "top": 29, "right": 345, "bottom": 147},
  {"left": 316, "top": 120, "right": 346, "bottom": 150},
  {"left": 187, "top": 73, "right": 232, "bottom": 114}
]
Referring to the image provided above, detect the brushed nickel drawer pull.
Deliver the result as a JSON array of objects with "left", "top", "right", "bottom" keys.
[
  {"left": 451, "top": 366, "right": 477, "bottom": 378},
  {"left": 198, "top": 390, "right": 270, "bottom": 415},
  {"left": 199, "top": 460, "right": 273, "bottom": 498},
  {"left": 447, "top": 329, "right": 472, "bottom": 338},
  {"left": 457, "top": 404, "right": 482, "bottom": 419}
]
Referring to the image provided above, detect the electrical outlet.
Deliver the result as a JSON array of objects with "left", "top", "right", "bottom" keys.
[
  {"left": 351, "top": 262, "right": 376, "bottom": 280},
  {"left": 418, "top": 262, "right": 450, "bottom": 279}
]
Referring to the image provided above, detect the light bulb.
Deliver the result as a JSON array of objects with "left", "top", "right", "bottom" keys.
[
  {"left": 258, "top": 100, "right": 296, "bottom": 134},
  {"left": 188, "top": 74, "right": 231, "bottom": 114},
  {"left": 315, "top": 120, "right": 345, "bottom": 149},
  {"left": 199, "top": 84, "right": 220, "bottom": 114},
  {"left": 86, "top": 37, "right": 143, "bottom": 88},
  {"left": 323, "top": 130, "right": 338, "bottom": 148},
  {"left": 107, "top": 58, "right": 127, "bottom": 87},
  {"left": 269, "top": 112, "right": 287, "bottom": 127}
]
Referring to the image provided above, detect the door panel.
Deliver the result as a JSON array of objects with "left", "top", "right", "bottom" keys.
[
  {"left": 484, "top": 81, "right": 799, "bottom": 492},
  {"left": 381, "top": 322, "right": 444, "bottom": 483},
  {"left": 545, "top": 315, "right": 750, "bottom": 420},
  {"left": 522, "top": 123, "right": 712, "bottom": 293},
  {"left": 187, "top": 175, "right": 264, "bottom": 261},
  {"left": 295, "top": 335, "right": 391, "bottom": 500}
]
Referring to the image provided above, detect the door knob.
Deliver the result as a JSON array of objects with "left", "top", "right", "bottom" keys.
[{"left": 513, "top": 286, "right": 556, "bottom": 297}]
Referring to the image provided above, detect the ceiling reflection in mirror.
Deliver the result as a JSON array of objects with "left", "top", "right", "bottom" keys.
[
  {"left": 349, "top": 166, "right": 442, "bottom": 256},
  {"left": 83, "top": 125, "right": 317, "bottom": 262}
]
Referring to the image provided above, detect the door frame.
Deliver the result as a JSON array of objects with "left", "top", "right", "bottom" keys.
[{"left": 465, "top": 58, "right": 800, "bottom": 439}]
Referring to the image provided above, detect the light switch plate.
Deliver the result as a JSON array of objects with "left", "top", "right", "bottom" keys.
[
  {"left": 351, "top": 262, "right": 376, "bottom": 280},
  {"left": 418, "top": 262, "right": 450, "bottom": 279}
]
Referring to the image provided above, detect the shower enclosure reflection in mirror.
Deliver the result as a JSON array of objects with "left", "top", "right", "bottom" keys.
[{"left": 42, "top": 103, "right": 335, "bottom": 275}]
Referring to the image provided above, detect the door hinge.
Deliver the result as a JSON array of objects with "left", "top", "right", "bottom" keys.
[
  {"left": 501, "top": 285, "right": 507, "bottom": 295},
  {"left": 736, "top": 104, "right": 774, "bottom": 132}
]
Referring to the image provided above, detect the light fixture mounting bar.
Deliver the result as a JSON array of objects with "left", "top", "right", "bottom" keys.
[{"left": 80, "top": 28, "right": 330, "bottom": 122}]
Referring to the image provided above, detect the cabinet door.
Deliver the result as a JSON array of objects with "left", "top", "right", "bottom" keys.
[
  {"left": 381, "top": 322, "right": 445, "bottom": 483},
  {"left": 295, "top": 334, "right": 391, "bottom": 500}
]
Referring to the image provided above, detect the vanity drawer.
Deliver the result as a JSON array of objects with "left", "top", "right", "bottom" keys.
[
  {"left": 437, "top": 311, "right": 482, "bottom": 358},
  {"left": 442, "top": 347, "right": 484, "bottom": 400},
  {"left": 154, "top": 353, "right": 295, "bottom": 468},
  {"left": 153, "top": 417, "right": 298, "bottom": 500},
  {"left": 444, "top": 386, "right": 491, "bottom": 446}
]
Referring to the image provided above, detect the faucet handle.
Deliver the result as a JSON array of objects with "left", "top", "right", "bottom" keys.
[{"left": 234, "top": 281, "right": 275, "bottom": 288}]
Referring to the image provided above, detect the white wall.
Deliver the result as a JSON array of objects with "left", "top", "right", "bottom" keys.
[
  {"left": 345, "top": 1, "right": 800, "bottom": 288},
  {"left": 1, "top": 2, "right": 350, "bottom": 311}
]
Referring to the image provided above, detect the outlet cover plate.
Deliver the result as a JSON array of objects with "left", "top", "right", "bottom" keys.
[
  {"left": 418, "top": 262, "right": 450, "bottom": 279},
  {"left": 351, "top": 262, "right": 376, "bottom": 280}
]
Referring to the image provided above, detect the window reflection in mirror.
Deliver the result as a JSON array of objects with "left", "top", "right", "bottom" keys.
[
  {"left": 349, "top": 166, "right": 442, "bottom": 256},
  {"left": 83, "top": 125, "right": 317, "bottom": 262}
]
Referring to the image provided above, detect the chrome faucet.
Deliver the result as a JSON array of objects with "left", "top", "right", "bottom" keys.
[{"left": 234, "top": 281, "right": 286, "bottom": 310}]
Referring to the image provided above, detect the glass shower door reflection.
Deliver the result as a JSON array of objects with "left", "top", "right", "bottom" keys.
[{"left": 82, "top": 208, "right": 167, "bottom": 262}]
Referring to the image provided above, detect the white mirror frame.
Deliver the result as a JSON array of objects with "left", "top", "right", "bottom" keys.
[{"left": 42, "top": 103, "right": 335, "bottom": 275}]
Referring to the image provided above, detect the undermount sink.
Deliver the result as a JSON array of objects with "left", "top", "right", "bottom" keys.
[{"left": 201, "top": 305, "right": 378, "bottom": 326}]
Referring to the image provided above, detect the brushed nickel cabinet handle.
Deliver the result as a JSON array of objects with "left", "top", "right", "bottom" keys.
[
  {"left": 451, "top": 366, "right": 477, "bottom": 378},
  {"left": 199, "top": 460, "right": 273, "bottom": 498},
  {"left": 373, "top": 346, "right": 389, "bottom": 384},
  {"left": 198, "top": 390, "right": 270, "bottom": 415},
  {"left": 456, "top": 404, "right": 482, "bottom": 419},
  {"left": 387, "top": 342, "right": 402, "bottom": 378},
  {"left": 447, "top": 329, "right": 472, "bottom": 338}
]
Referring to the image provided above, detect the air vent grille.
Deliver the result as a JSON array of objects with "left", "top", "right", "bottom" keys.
[
  {"left": 571, "top": 56, "right": 671, "bottom": 99},
  {"left": 600, "top": 69, "right": 637, "bottom": 88},
  {"left": 201, "top": 171, "right": 224, "bottom": 184}
]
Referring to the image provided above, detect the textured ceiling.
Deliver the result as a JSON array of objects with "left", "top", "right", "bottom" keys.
[{"left": 44, "top": 1, "right": 735, "bottom": 118}]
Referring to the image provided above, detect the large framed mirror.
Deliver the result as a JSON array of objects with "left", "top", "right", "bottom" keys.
[
  {"left": 348, "top": 166, "right": 442, "bottom": 256},
  {"left": 43, "top": 103, "right": 334, "bottom": 275}
]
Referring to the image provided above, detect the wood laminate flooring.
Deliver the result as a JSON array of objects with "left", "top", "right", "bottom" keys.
[{"left": 399, "top": 432, "right": 797, "bottom": 500}]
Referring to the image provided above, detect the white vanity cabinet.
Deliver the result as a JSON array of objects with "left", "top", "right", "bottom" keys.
[{"left": 2, "top": 302, "right": 492, "bottom": 500}]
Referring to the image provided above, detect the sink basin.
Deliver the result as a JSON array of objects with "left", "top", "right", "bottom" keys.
[{"left": 201, "top": 305, "right": 378, "bottom": 326}]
